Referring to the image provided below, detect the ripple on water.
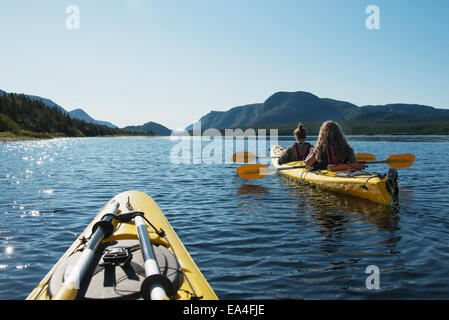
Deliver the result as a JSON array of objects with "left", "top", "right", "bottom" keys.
[{"left": 1, "top": 137, "right": 449, "bottom": 299}]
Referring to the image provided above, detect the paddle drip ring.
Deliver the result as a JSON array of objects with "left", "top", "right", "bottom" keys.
[
  {"left": 140, "top": 274, "right": 174, "bottom": 300},
  {"left": 91, "top": 219, "right": 114, "bottom": 238}
]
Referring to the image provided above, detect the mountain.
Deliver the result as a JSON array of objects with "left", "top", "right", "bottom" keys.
[
  {"left": 0, "top": 89, "right": 117, "bottom": 128},
  {"left": 344, "top": 104, "right": 449, "bottom": 122},
  {"left": 23, "top": 94, "right": 69, "bottom": 115},
  {"left": 1, "top": 89, "right": 169, "bottom": 136},
  {"left": 1, "top": 89, "right": 69, "bottom": 114},
  {"left": 0, "top": 93, "right": 137, "bottom": 138},
  {"left": 123, "top": 121, "right": 172, "bottom": 136},
  {"left": 186, "top": 91, "right": 357, "bottom": 130},
  {"left": 186, "top": 91, "right": 449, "bottom": 130},
  {"left": 68, "top": 108, "right": 117, "bottom": 128}
]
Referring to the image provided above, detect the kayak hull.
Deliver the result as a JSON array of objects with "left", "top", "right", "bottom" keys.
[
  {"left": 27, "top": 190, "right": 218, "bottom": 300},
  {"left": 271, "top": 145, "right": 396, "bottom": 206}
]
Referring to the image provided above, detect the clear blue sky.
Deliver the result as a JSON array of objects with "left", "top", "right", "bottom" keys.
[{"left": 1, "top": 0, "right": 448, "bottom": 129}]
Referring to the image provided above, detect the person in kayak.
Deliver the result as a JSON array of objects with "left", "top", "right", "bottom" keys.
[
  {"left": 304, "top": 120, "right": 361, "bottom": 171},
  {"left": 278, "top": 123, "right": 313, "bottom": 165}
]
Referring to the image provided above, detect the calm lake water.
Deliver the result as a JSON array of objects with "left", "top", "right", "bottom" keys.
[{"left": 1, "top": 135, "right": 449, "bottom": 299}]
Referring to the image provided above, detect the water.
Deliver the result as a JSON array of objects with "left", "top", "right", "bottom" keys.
[{"left": 1, "top": 136, "right": 449, "bottom": 299}]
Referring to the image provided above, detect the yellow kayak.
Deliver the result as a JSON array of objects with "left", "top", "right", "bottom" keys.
[
  {"left": 271, "top": 145, "right": 399, "bottom": 206},
  {"left": 27, "top": 190, "right": 218, "bottom": 300}
]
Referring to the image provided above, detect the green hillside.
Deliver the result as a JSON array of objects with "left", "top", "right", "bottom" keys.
[
  {"left": 249, "top": 121, "right": 449, "bottom": 136},
  {"left": 123, "top": 121, "right": 172, "bottom": 136},
  {"left": 0, "top": 93, "right": 150, "bottom": 139},
  {"left": 186, "top": 91, "right": 449, "bottom": 134}
]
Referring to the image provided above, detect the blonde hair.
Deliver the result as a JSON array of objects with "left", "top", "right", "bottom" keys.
[
  {"left": 314, "top": 121, "right": 356, "bottom": 163},
  {"left": 294, "top": 123, "right": 307, "bottom": 141}
]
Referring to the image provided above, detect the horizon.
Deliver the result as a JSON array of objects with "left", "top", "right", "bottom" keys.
[{"left": 1, "top": 1, "right": 448, "bottom": 130}]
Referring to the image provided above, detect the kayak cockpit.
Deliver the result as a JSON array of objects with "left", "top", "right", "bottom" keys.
[{"left": 48, "top": 239, "right": 182, "bottom": 300}]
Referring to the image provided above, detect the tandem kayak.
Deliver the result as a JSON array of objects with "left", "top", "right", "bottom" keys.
[
  {"left": 271, "top": 145, "right": 399, "bottom": 207},
  {"left": 27, "top": 190, "right": 218, "bottom": 300}
]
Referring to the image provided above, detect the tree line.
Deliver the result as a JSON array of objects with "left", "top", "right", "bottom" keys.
[{"left": 0, "top": 93, "right": 152, "bottom": 138}]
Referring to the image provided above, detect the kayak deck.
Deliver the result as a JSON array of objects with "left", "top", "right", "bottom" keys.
[
  {"left": 27, "top": 190, "right": 218, "bottom": 300},
  {"left": 271, "top": 145, "right": 398, "bottom": 206}
]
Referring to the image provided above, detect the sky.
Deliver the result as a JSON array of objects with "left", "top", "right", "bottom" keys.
[{"left": 0, "top": 0, "right": 448, "bottom": 130}]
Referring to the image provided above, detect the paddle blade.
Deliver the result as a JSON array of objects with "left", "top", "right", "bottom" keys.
[
  {"left": 236, "top": 164, "right": 275, "bottom": 180},
  {"left": 356, "top": 153, "right": 376, "bottom": 162},
  {"left": 232, "top": 152, "right": 257, "bottom": 163},
  {"left": 385, "top": 154, "right": 415, "bottom": 168}
]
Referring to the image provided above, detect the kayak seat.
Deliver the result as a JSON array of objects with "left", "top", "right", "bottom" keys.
[{"left": 48, "top": 239, "right": 182, "bottom": 300}]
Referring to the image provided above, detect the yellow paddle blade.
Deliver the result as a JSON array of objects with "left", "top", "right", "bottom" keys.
[
  {"left": 356, "top": 153, "right": 376, "bottom": 162},
  {"left": 236, "top": 164, "right": 274, "bottom": 180},
  {"left": 384, "top": 154, "right": 415, "bottom": 168},
  {"left": 231, "top": 151, "right": 257, "bottom": 163}
]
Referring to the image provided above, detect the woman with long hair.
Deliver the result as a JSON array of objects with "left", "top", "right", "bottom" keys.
[
  {"left": 304, "top": 120, "right": 357, "bottom": 170},
  {"left": 278, "top": 123, "right": 313, "bottom": 165}
]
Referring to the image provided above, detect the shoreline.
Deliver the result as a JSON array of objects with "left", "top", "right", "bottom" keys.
[
  {"left": 0, "top": 135, "right": 156, "bottom": 143},
  {"left": 0, "top": 136, "right": 51, "bottom": 143},
  {"left": 2, "top": 133, "right": 448, "bottom": 143}
]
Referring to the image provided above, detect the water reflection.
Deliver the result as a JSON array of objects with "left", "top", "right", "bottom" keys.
[
  {"left": 237, "top": 184, "right": 268, "bottom": 196},
  {"left": 279, "top": 175, "right": 399, "bottom": 233},
  {"left": 274, "top": 175, "right": 403, "bottom": 293},
  {"left": 398, "top": 185, "right": 415, "bottom": 201}
]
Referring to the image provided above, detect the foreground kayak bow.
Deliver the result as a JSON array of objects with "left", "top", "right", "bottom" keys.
[{"left": 27, "top": 191, "right": 218, "bottom": 300}]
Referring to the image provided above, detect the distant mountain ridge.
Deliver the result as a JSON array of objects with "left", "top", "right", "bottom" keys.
[
  {"left": 186, "top": 91, "right": 449, "bottom": 130},
  {"left": 343, "top": 104, "right": 449, "bottom": 122},
  {"left": 68, "top": 108, "right": 117, "bottom": 128},
  {"left": 0, "top": 89, "right": 117, "bottom": 128},
  {"left": 0, "top": 92, "right": 137, "bottom": 138},
  {"left": 123, "top": 121, "right": 172, "bottom": 136}
]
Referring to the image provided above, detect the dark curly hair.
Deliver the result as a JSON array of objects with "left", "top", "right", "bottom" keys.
[{"left": 314, "top": 121, "right": 356, "bottom": 163}]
